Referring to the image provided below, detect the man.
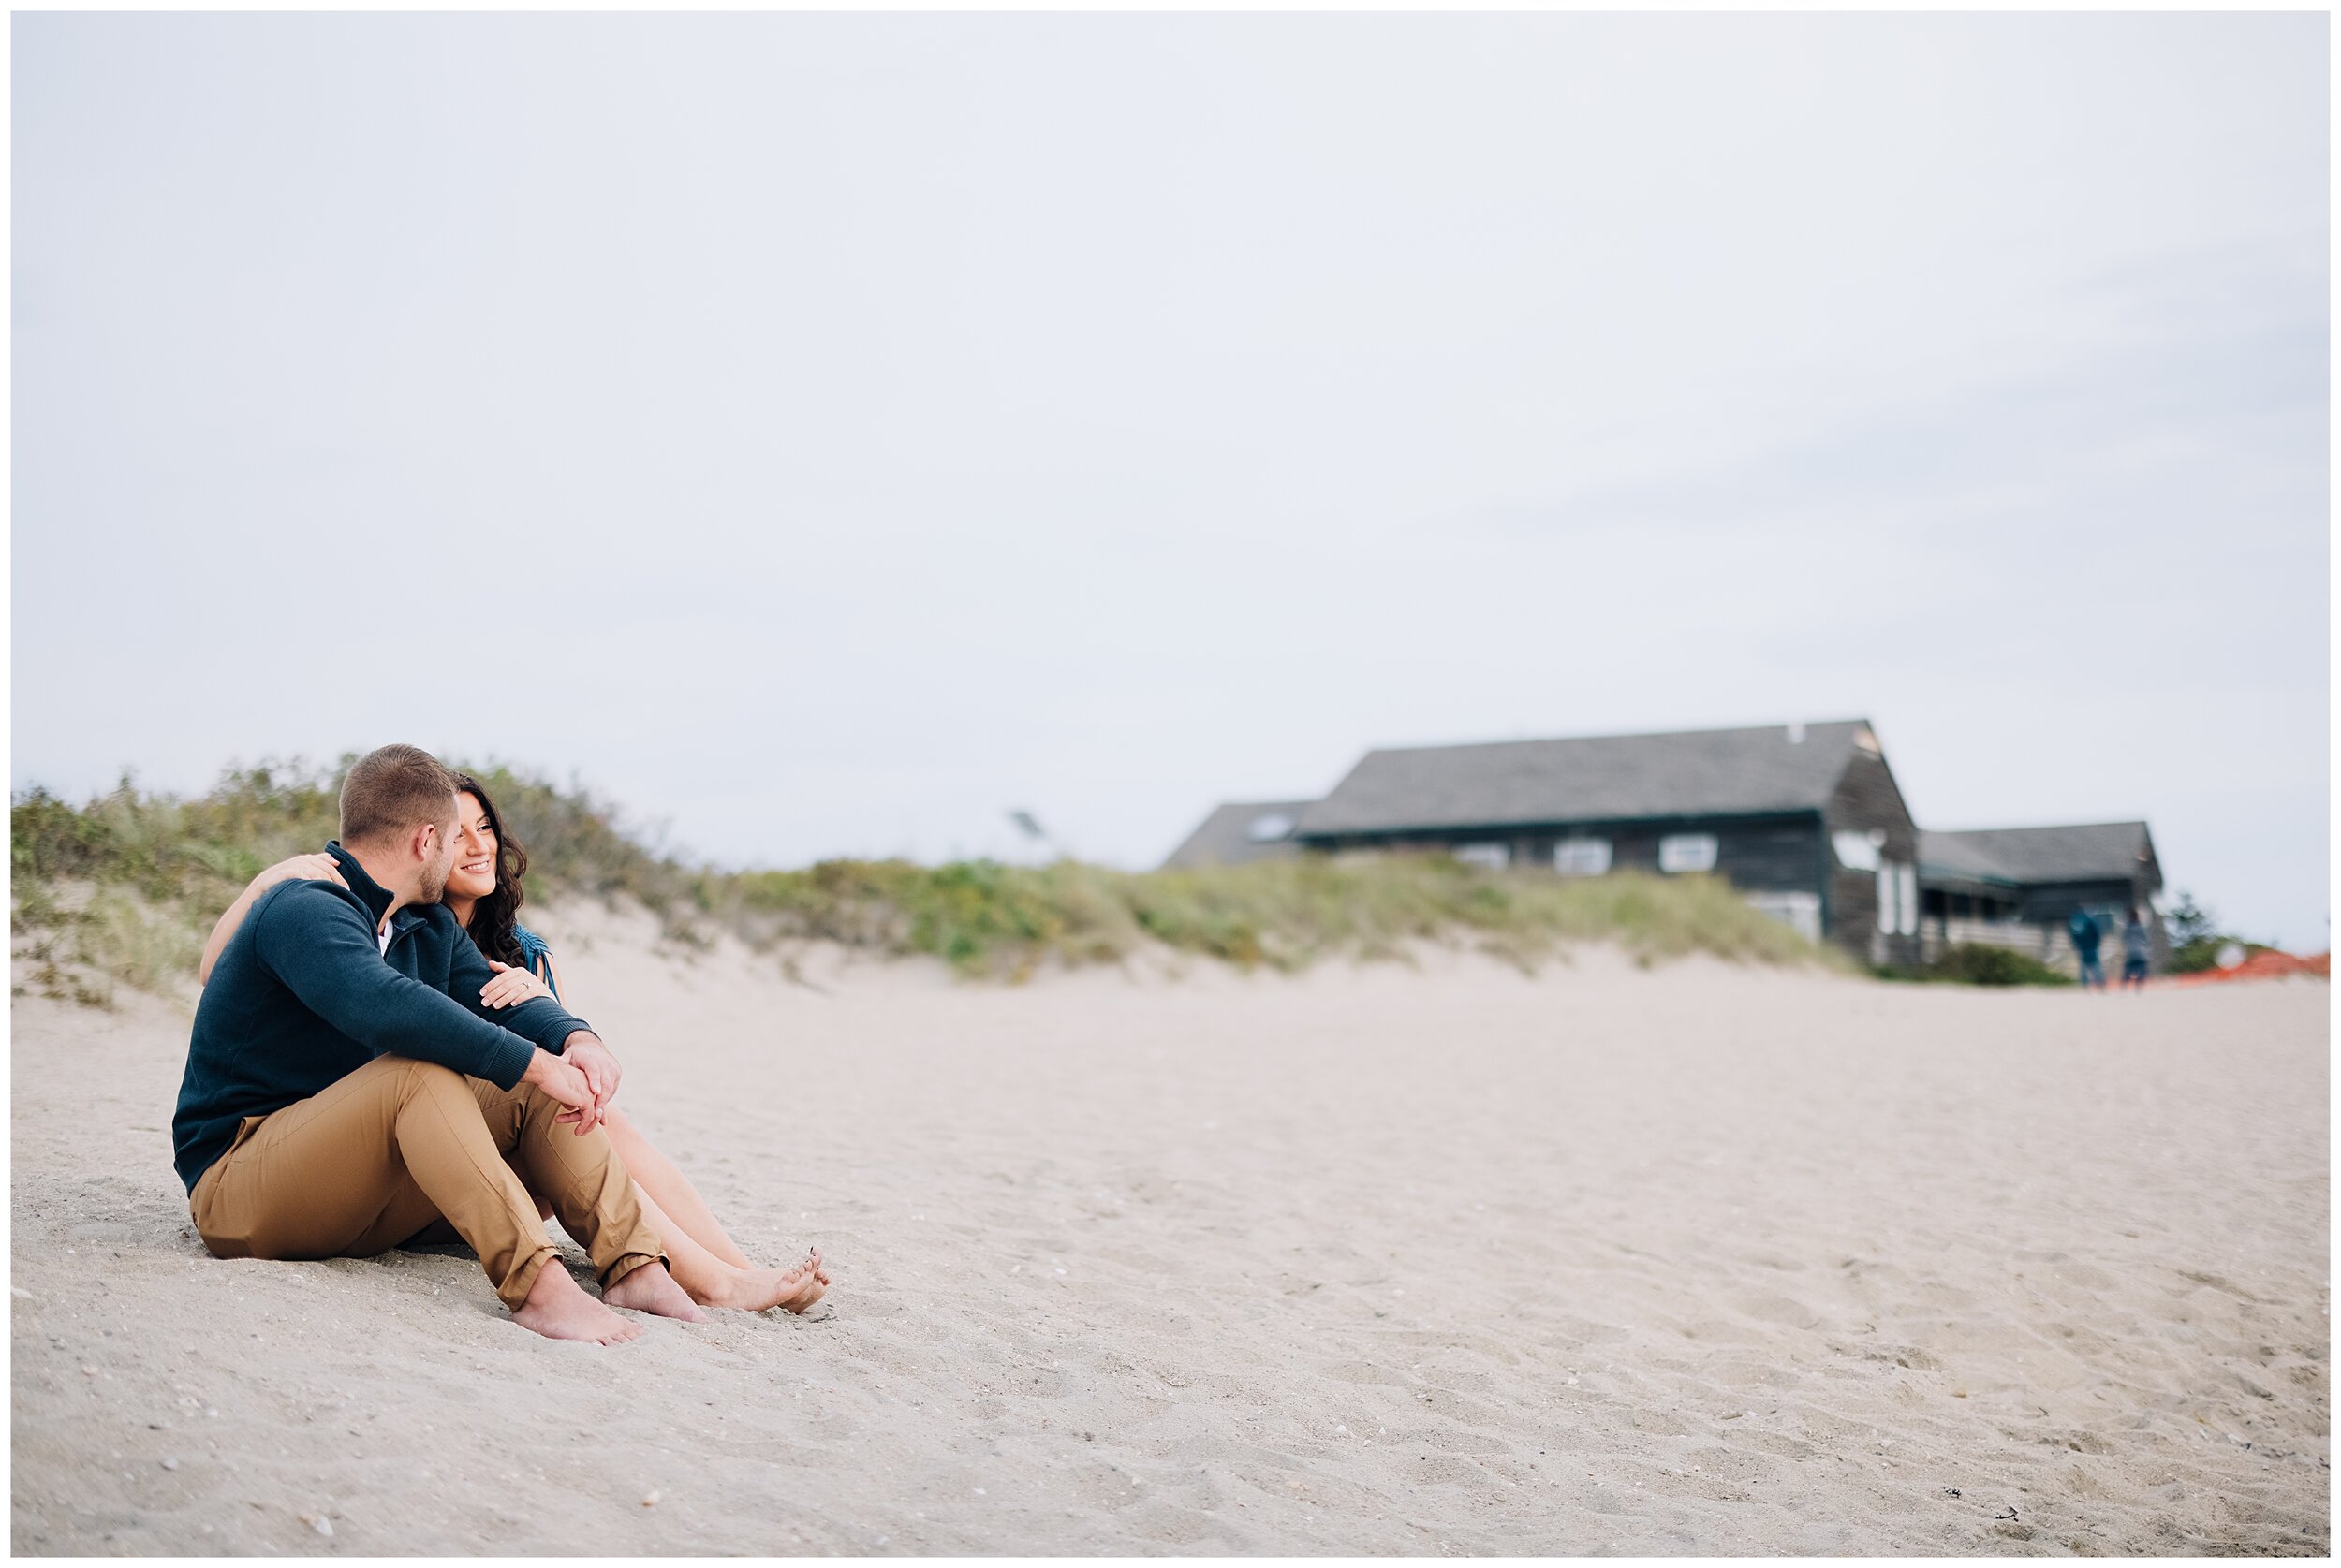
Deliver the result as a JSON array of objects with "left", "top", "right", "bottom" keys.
[
  {"left": 2067, "top": 905, "right": 2105, "bottom": 991},
  {"left": 172, "top": 743, "right": 703, "bottom": 1343}
]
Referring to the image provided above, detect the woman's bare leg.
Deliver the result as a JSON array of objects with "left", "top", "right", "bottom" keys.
[
  {"left": 631, "top": 1180, "right": 825, "bottom": 1312},
  {"left": 602, "top": 1106, "right": 756, "bottom": 1269}
]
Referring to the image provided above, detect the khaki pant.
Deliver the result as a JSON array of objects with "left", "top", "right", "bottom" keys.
[{"left": 189, "top": 1054, "right": 662, "bottom": 1310}]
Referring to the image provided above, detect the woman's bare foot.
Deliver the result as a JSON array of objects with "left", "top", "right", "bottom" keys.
[
  {"left": 512, "top": 1263, "right": 640, "bottom": 1344},
  {"left": 775, "top": 1248, "right": 831, "bottom": 1314},
  {"left": 700, "top": 1248, "right": 831, "bottom": 1313},
  {"left": 795, "top": 1248, "right": 832, "bottom": 1312},
  {"left": 604, "top": 1261, "right": 710, "bottom": 1323}
]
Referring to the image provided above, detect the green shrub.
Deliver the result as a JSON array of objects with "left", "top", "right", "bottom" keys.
[
  {"left": 2166, "top": 937, "right": 2276, "bottom": 976},
  {"left": 2166, "top": 938, "right": 2220, "bottom": 975},
  {"left": 1876, "top": 944, "right": 2074, "bottom": 987},
  {"left": 2159, "top": 891, "right": 2275, "bottom": 975},
  {"left": 1927, "top": 943, "right": 2074, "bottom": 987}
]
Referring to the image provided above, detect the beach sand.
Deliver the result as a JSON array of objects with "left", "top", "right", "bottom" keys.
[{"left": 11, "top": 910, "right": 2329, "bottom": 1555}]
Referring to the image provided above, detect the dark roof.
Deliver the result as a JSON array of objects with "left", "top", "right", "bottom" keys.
[
  {"left": 1159, "top": 799, "right": 1314, "bottom": 871},
  {"left": 1919, "top": 822, "right": 2159, "bottom": 887},
  {"left": 1293, "top": 720, "right": 1879, "bottom": 838}
]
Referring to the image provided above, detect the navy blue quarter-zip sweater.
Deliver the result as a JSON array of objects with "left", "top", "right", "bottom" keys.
[{"left": 170, "top": 843, "right": 594, "bottom": 1192}]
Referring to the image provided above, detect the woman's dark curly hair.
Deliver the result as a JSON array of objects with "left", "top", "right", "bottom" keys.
[{"left": 450, "top": 773, "right": 530, "bottom": 969}]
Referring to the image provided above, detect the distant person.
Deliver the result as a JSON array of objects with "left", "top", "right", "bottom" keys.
[
  {"left": 199, "top": 770, "right": 828, "bottom": 1316},
  {"left": 2120, "top": 906, "right": 2152, "bottom": 990},
  {"left": 173, "top": 743, "right": 708, "bottom": 1343},
  {"left": 2068, "top": 906, "right": 2105, "bottom": 990}
]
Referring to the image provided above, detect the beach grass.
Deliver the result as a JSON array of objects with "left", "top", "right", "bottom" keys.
[
  {"left": 724, "top": 853, "right": 1835, "bottom": 980},
  {"left": 12, "top": 762, "right": 1844, "bottom": 1001}
]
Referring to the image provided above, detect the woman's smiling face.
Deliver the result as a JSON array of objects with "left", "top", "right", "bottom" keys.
[{"left": 445, "top": 791, "right": 499, "bottom": 902}]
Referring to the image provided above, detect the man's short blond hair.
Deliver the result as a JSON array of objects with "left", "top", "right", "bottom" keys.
[{"left": 339, "top": 744, "right": 461, "bottom": 846}]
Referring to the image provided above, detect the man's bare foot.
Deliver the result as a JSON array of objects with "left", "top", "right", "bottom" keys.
[
  {"left": 512, "top": 1263, "right": 640, "bottom": 1345},
  {"left": 604, "top": 1261, "right": 710, "bottom": 1323},
  {"left": 701, "top": 1248, "right": 831, "bottom": 1313}
]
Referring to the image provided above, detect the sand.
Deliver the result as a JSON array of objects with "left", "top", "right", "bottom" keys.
[{"left": 10, "top": 909, "right": 2330, "bottom": 1555}]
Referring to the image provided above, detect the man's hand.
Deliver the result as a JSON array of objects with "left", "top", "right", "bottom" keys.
[
  {"left": 521, "top": 1048, "right": 602, "bottom": 1136},
  {"left": 562, "top": 1033, "right": 623, "bottom": 1118},
  {"left": 256, "top": 853, "right": 346, "bottom": 896}
]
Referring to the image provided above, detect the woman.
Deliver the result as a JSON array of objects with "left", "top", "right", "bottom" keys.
[{"left": 199, "top": 776, "right": 829, "bottom": 1314}]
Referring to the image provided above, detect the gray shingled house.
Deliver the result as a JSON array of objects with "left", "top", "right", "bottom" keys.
[
  {"left": 1164, "top": 718, "right": 2170, "bottom": 974},
  {"left": 1917, "top": 822, "right": 2165, "bottom": 969},
  {"left": 1160, "top": 799, "right": 1312, "bottom": 871},
  {"left": 1270, "top": 719, "right": 1924, "bottom": 964}
]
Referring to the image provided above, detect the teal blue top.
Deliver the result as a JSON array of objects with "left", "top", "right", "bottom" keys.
[{"left": 511, "top": 923, "right": 559, "bottom": 1000}]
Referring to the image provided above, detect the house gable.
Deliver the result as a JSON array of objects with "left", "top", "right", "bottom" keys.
[{"left": 1159, "top": 799, "right": 1312, "bottom": 870}]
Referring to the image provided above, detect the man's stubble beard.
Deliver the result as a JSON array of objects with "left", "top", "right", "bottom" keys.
[{"left": 417, "top": 833, "right": 457, "bottom": 906}]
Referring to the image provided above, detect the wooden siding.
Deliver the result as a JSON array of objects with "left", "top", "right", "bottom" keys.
[
  {"left": 1591, "top": 818, "right": 1820, "bottom": 891},
  {"left": 1820, "top": 743, "right": 1922, "bottom": 966},
  {"left": 2016, "top": 879, "right": 2156, "bottom": 926},
  {"left": 1302, "top": 813, "right": 1825, "bottom": 896},
  {"left": 1918, "top": 916, "right": 2043, "bottom": 965}
]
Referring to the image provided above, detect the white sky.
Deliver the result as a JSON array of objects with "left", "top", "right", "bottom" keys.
[{"left": 13, "top": 13, "right": 2330, "bottom": 945}]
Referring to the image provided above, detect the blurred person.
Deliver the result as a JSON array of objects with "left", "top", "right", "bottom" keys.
[
  {"left": 201, "top": 773, "right": 828, "bottom": 1315},
  {"left": 2068, "top": 905, "right": 2106, "bottom": 990},
  {"left": 174, "top": 744, "right": 705, "bottom": 1343},
  {"left": 2121, "top": 906, "right": 2152, "bottom": 990}
]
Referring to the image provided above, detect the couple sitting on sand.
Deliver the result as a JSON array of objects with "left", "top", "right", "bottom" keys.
[{"left": 170, "top": 743, "right": 829, "bottom": 1344}]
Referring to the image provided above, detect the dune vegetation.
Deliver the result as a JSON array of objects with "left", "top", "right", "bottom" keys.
[{"left": 12, "top": 760, "right": 1841, "bottom": 1004}]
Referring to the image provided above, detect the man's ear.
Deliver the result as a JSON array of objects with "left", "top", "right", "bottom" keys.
[{"left": 410, "top": 821, "right": 436, "bottom": 864}]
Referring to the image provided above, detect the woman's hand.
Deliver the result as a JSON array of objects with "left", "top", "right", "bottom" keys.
[
  {"left": 254, "top": 853, "right": 346, "bottom": 895},
  {"left": 480, "top": 959, "right": 553, "bottom": 1010},
  {"left": 200, "top": 852, "right": 347, "bottom": 988}
]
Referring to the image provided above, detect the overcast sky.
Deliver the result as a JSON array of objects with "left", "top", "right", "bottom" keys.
[{"left": 14, "top": 13, "right": 2329, "bottom": 945}]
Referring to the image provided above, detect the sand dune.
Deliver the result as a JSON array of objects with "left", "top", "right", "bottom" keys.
[{"left": 11, "top": 908, "right": 2329, "bottom": 1555}]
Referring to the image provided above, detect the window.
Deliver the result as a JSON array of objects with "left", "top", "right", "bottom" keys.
[
  {"left": 1832, "top": 830, "right": 1881, "bottom": 872},
  {"left": 1453, "top": 843, "right": 1510, "bottom": 871},
  {"left": 1657, "top": 833, "right": 1717, "bottom": 873},
  {"left": 1553, "top": 837, "right": 1612, "bottom": 876},
  {"left": 1246, "top": 813, "right": 1295, "bottom": 843},
  {"left": 1876, "top": 860, "right": 1918, "bottom": 935}
]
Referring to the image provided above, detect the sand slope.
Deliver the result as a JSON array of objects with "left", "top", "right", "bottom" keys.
[{"left": 11, "top": 912, "right": 2329, "bottom": 1555}]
